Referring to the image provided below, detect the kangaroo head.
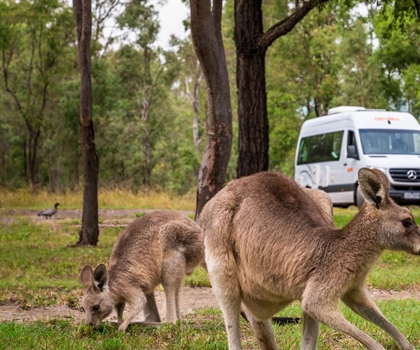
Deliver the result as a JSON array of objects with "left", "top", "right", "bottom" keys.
[
  {"left": 358, "top": 167, "right": 420, "bottom": 254},
  {"left": 80, "top": 264, "right": 114, "bottom": 328}
]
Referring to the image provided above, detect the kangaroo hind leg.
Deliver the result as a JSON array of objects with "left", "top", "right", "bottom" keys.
[
  {"left": 162, "top": 251, "right": 185, "bottom": 323},
  {"left": 206, "top": 245, "right": 242, "bottom": 350}
]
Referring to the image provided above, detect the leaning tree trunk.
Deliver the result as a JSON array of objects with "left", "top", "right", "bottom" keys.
[
  {"left": 190, "top": 0, "right": 233, "bottom": 221},
  {"left": 73, "top": 0, "right": 99, "bottom": 246}
]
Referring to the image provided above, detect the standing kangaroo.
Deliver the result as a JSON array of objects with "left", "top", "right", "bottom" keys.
[
  {"left": 80, "top": 211, "right": 204, "bottom": 332},
  {"left": 201, "top": 168, "right": 419, "bottom": 350}
]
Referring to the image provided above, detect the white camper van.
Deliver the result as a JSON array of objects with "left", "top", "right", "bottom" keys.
[{"left": 294, "top": 106, "right": 420, "bottom": 207}]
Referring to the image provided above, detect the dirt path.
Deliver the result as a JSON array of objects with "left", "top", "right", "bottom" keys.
[
  {"left": 1, "top": 286, "right": 419, "bottom": 324},
  {"left": 0, "top": 287, "right": 219, "bottom": 324}
]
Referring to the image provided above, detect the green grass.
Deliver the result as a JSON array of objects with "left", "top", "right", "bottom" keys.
[
  {"left": 0, "top": 302, "right": 419, "bottom": 349},
  {"left": 0, "top": 199, "right": 420, "bottom": 349}
]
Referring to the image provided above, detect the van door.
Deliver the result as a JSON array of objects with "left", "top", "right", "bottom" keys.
[
  {"left": 315, "top": 130, "right": 356, "bottom": 205},
  {"left": 337, "top": 130, "right": 359, "bottom": 203}
]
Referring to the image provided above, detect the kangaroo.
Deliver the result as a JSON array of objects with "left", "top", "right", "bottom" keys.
[
  {"left": 200, "top": 168, "right": 419, "bottom": 350},
  {"left": 80, "top": 210, "right": 204, "bottom": 332}
]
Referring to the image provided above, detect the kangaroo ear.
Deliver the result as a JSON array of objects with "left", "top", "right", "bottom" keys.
[
  {"left": 93, "top": 264, "right": 108, "bottom": 292},
  {"left": 80, "top": 265, "right": 94, "bottom": 292},
  {"left": 358, "top": 168, "right": 390, "bottom": 208}
]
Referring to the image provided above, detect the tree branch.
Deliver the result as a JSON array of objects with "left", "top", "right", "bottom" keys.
[{"left": 258, "top": 0, "right": 330, "bottom": 49}]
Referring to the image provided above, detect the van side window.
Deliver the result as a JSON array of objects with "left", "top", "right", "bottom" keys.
[
  {"left": 297, "top": 131, "right": 344, "bottom": 165},
  {"left": 347, "top": 130, "right": 359, "bottom": 158}
]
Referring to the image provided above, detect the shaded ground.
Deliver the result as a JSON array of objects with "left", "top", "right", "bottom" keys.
[{"left": 1, "top": 208, "right": 420, "bottom": 324}]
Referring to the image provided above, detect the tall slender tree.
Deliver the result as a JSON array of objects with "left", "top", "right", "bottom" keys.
[
  {"left": 73, "top": 0, "right": 99, "bottom": 246},
  {"left": 116, "top": 0, "right": 166, "bottom": 193}
]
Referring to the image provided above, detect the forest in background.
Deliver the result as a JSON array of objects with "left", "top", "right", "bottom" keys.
[{"left": 1, "top": 0, "right": 419, "bottom": 194}]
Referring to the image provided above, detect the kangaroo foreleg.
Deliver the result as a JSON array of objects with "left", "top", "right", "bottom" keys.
[
  {"left": 302, "top": 298, "right": 385, "bottom": 350},
  {"left": 144, "top": 293, "right": 161, "bottom": 322},
  {"left": 342, "top": 289, "right": 415, "bottom": 350},
  {"left": 244, "top": 308, "right": 278, "bottom": 350},
  {"left": 118, "top": 293, "right": 146, "bottom": 332}
]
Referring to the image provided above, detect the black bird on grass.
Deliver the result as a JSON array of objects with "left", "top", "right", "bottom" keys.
[{"left": 37, "top": 202, "right": 60, "bottom": 219}]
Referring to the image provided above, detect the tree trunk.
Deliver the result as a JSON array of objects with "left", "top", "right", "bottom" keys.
[
  {"left": 28, "top": 126, "right": 41, "bottom": 190},
  {"left": 22, "top": 138, "right": 27, "bottom": 178},
  {"left": 236, "top": 56, "right": 269, "bottom": 177},
  {"left": 143, "top": 127, "right": 151, "bottom": 195},
  {"left": 73, "top": 0, "right": 99, "bottom": 246},
  {"left": 190, "top": 0, "right": 233, "bottom": 221},
  {"left": 235, "top": 0, "right": 331, "bottom": 178},
  {"left": 235, "top": 0, "right": 268, "bottom": 178},
  {"left": 186, "top": 61, "right": 203, "bottom": 156}
]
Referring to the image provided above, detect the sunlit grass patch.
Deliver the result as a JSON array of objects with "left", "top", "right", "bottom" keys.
[{"left": 184, "top": 267, "right": 211, "bottom": 288}]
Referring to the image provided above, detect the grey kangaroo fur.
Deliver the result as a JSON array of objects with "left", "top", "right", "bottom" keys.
[
  {"left": 80, "top": 210, "right": 204, "bottom": 332},
  {"left": 201, "top": 168, "right": 419, "bottom": 350}
]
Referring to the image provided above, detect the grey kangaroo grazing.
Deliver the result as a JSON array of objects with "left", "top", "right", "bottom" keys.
[
  {"left": 201, "top": 168, "right": 419, "bottom": 350},
  {"left": 80, "top": 211, "right": 204, "bottom": 332}
]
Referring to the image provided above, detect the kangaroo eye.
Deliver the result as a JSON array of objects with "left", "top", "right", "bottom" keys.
[
  {"left": 402, "top": 219, "right": 413, "bottom": 228},
  {"left": 92, "top": 304, "right": 100, "bottom": 311}
]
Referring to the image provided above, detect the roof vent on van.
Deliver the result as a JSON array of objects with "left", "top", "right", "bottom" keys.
[{"left": 327, "top": 106, "right": 366, "bottom": 115}]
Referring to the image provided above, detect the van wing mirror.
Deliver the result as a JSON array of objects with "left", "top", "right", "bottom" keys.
[{"left": 347, "top": 145, "right": 359, "bottom": 159}]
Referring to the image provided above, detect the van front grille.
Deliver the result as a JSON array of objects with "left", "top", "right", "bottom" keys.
[{"left": 389, "top": 168, "right": 420, "bottom": 183}]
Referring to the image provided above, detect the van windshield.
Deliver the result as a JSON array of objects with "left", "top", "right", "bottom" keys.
[{"left": 359, "top": 129, "right": 420, "bottom": 155}]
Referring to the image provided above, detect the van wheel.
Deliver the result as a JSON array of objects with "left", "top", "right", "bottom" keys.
[{"left": 356, "top": 186, "right": 364, "bottom": 209}]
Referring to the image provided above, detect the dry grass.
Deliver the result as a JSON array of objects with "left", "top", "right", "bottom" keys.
[{"left": 0, "top": 187, "right": 196, "bottom": 211}]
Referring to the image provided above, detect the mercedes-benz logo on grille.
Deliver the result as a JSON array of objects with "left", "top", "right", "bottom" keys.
[{"left": 407, "top": 170, "right": 417, "bottom": 180}]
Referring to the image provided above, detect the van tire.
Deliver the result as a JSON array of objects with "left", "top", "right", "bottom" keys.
[{"left": 356, "top": 185, "right": 364, "bottom": 209}]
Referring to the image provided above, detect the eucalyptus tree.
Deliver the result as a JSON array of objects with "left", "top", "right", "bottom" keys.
[
  {"left": 234, "top": 0, "right": 331, "bottom": 178},
  {"left": 73, "top": 0, "right": 101, "bottom": 246},
  {"left": 265, "top": 4, "right": 341, "bottom": 175},
  {"left": 115, "top": 0, "right": 180, "bottom": 193},
  {"left": 0, "top": 0, "right": 75, "bottom": 190}
]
